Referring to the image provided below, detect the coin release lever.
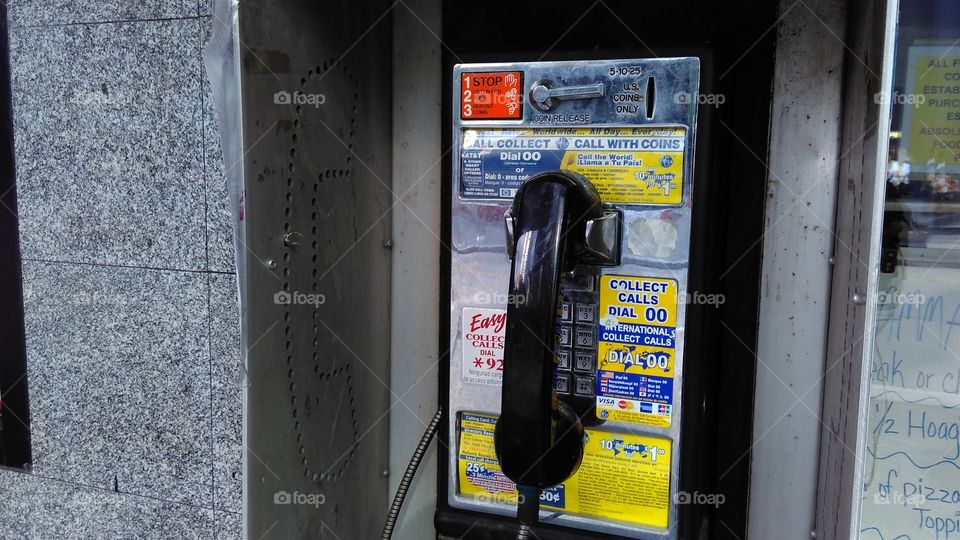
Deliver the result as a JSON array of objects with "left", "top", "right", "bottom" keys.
[{"left": 529, "top": 80, "right": 605, "bottom": 112}]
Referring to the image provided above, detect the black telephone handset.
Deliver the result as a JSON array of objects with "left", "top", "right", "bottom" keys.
[
  {"left": 494, "top": 170, "right": 615, "bottom": 531},
  {"left": 494, "top": 170, "right": 599, "bottom": 487}
]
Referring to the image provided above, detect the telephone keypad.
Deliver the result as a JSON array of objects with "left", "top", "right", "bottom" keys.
[
  {"left": 557, "top": 348, "right": 572, "bottom": 370},
  {"left": 553, "top": 279, "right": 602, "bottom": 425},
  {"left": 575, "top": 351, "right": 595, "bottom": 372},
  {"left": 575, "top": 303, "right": 596, "bottom": 323},
  {"left": 558, "top": 326, "right": 572, "bottom": 347},
  {"left": 575, "top": 375, "right": 595, "bottom": 397},
  {"left": 575, "top": 327, "right": 595, "bottom": 348}
]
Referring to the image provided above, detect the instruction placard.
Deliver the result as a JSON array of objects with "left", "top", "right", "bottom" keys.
[
  {"left": 460, "top": 72, "right": 523, "bottom": 120},
  {"left": 461, "top": 307, "right": 506, "bottom": 386},
  {"left": 459, "top": 127, "right": 686, "bottom": 204},
  {"left": 457, "top": 412, "right": 672, "bottom": 529},
  {"left": 596, "top": 275, "right": 678, "bottom": 428}
]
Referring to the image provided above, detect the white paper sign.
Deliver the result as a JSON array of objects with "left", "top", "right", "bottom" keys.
[
  {"left": 861, "top": 266, "right": 960, "bottom": 540},
  {"left": 461, "top": 307, "right": 506, "bottom": 386}
]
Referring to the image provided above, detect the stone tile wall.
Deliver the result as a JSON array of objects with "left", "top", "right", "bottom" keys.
[{"left": 1, "top": 2, "right": 242, "bottom": 536}]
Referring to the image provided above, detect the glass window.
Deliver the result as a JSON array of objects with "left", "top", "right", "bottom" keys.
[{"left": 860, "top": 2, "right": 960, "bottom": 538}]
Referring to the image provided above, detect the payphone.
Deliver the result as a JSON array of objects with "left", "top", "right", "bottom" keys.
[{"left": 440, "top": 58, "right": 706, "bottom": 539}]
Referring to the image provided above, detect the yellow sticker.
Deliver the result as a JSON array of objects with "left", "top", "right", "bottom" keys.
[
  {"left": 596, "top": 275, "right": 678, "bottom": 428},
  {"left": 904, "top": 52, "right": 960, "bottom": 165},
  {"left": 560, "top": 127, "right": 685, "bottom": 205},
  {"left": 457, "top": 412, "right": 672, "bottom": 529},
  {"left": 459, "top": 127, "right": 686, "bottom": 204},
  {"left": 457, "top": 413, "right": 517, "bottom": 503}
]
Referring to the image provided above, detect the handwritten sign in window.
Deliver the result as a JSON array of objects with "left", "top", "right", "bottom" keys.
[{"left": 861, "top": 267, "right": 960, "bottom": 540}]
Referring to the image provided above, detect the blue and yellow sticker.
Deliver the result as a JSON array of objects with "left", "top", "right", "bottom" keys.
[
  {"left": 596, "top": 275, "right": 678, "bottom": 428},
  {"left": 459, "top": 127, "right": 686, "bottom": 204},
  {"left": 457, "top": 412, "right": 672, "bottom": 529}
]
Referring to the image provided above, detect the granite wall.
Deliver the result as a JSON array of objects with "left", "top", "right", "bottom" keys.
[{"left": 0, "top": 1, "right": 242, "bottom": 537}]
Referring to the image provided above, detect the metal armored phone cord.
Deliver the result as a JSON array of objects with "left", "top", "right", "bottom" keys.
[
  {"left": 381, "top": 408, "right": 443, "bottom": 540},
  {"left": 515, "top": 485, "right": 541, "bottom": 539}
]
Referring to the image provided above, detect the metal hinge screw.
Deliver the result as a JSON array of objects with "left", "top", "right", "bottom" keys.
[{"left": 283, "top": 232, "right": 303, "bottom": 247}]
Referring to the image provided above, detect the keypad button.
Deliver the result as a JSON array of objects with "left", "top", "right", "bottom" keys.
[
  {"left": 558, "top": 301, "right": 572, "bottom": 322},
  {"left": 575, "top": 303, "right": 597, "bottom": 323},
  {"left": 556, "top": 348, "right": 572, "bottom": 370},
  {"left": 575, "top": 327, "right": 595, "bottom": 348},
  {"left": 556, "top": 373, "right": 572, "bottom": 394},
  {"left": 575, "top": 375, "right": 594, "bottom": 396},
  {"left": 575, "top": 351, "right": 595, "bottom": 372},
  {"left": 558, "top": 325, "right": 572, "bottom": 347}
]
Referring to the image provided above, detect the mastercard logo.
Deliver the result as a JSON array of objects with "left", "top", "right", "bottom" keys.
[{"left": 617, "top": 400, "right": 633, "bottom": 410}]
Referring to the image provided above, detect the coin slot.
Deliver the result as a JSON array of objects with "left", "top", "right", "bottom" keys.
[{"left": 645, "top": 76, "right": 656, "bottom": 119}]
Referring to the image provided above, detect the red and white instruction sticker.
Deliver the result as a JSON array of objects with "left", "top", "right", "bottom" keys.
[
  {"left": 460, "top": 71, "right": 523, "bottom": 120},
  {"left": 461, "top": 307, "right": 506, "bottom": 386}
]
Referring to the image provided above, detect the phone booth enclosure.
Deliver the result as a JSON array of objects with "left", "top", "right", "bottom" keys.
[{"left": 440, "top": 58, "right": 712, "bottom": 539}]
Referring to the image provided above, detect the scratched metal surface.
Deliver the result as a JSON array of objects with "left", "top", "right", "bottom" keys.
[{"left": 239, "top": 0, "right": 393, "bottom": 537}]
